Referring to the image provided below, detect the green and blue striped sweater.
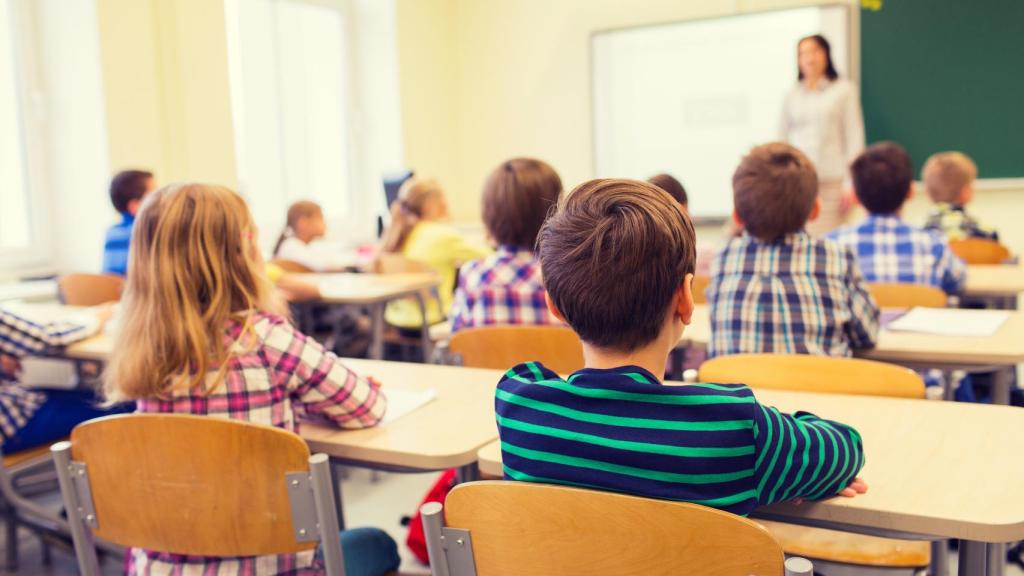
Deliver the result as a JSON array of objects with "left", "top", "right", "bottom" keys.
[{"left": 495, "top": 362, "right": 865, "bottom": 515}]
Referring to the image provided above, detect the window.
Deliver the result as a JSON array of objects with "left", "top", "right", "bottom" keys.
[
  {"left": 0, "top": 0, "right": 40, "bottom": 262},
  {"left": 226, "top": 0, "right": 404, "bottom": 252}
]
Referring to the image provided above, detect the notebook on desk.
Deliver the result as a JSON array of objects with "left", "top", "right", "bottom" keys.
[
  {"left": 379, "top": 388, "right": 437, "bottom": 425},
  {"left": 885, "top": 307, "right": 1010, "bottom": 337}
]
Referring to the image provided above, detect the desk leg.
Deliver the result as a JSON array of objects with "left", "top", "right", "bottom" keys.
[
  {"left": 993, "top": 367, "right": 1012, "bottom": 406},
  {"left": 455, "top": 463, "right": 480, "bottom": 485},
  {"left": 930, "top": 540, "right": 949, "bottom": 576},
  {"left": 369, "top": 302, "right": 385, "bottom": 360},
  {"left": 330, "top": 462, "right": 347, "bottom": 530},
  {"left": 959, "top": 540, "right": 987, "bottom": 576},
  {"left": 987, "top": 543, "right": 1006, "bottom": 576}
]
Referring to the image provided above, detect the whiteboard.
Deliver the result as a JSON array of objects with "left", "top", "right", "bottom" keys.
[{"left": 592, "top": 6, "right": 850, "bottom": 220}]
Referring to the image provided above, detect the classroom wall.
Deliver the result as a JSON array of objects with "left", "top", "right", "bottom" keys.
[{"left": 394, "top": 0, "right": 1024, "bottom": 253}]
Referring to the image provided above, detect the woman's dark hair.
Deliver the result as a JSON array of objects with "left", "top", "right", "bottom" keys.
[{"left": 797, "top": 34, "right": 839, "bottom": 81}]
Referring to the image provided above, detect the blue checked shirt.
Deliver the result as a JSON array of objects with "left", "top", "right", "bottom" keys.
[
  {"left": 708, "top": 232, "right": 879, "bottom": 359},
  {"left": 827, "top": 215, "right": 967, "bottom": 295}
]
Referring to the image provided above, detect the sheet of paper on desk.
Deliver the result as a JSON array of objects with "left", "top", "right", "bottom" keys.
[
  {"left": 1, "top": 302, "right": 97, "bottom": 326},
  {"left": 886, "top": 307, "right": 1010, "bottom": 337},
  {"left": 380, "top": 388, "right": 437, "bottom": 424}
]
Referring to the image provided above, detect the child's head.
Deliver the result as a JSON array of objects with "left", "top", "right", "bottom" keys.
[
  {"left": 380, "top": 178, "right": 448, "bottom": 252},
  {"left": 647, "top": 173, "right": 688, "bottom": 209},
  {"left": 106, "top": 183, "right": 283, "bottom": 402},
  {"left": 482, "top": 158, "right": 562, "bottom": 250},
  {"left": 850, "top": 142, "right": 914, "bottom": 215},
  {"left": 109, "top": 170, "right": 155, "bottom": 216},
  {"left": 274, "top": 201, "right": 325, "bottom": 256},
  {"left": 538, "top": 179, "right": 696, "bottom": 353},
  {"left": 922, "top": 151, "right": 977, "bottom": 206},
  {"left": 732, "top": 143, "right": 819, "bottom": 242}
]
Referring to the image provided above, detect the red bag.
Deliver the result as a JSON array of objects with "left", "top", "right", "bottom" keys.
[{"left": 405, "top": 469, "right": 457, "bottom": 565}]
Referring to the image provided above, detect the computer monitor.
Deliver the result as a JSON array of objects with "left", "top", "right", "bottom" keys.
[{"left": 379, "top": 170, "right": 414, "bottom": 237}]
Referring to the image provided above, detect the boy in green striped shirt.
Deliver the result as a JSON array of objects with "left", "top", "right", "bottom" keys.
[{"left": 495, "top": 178, "right": 867, "bottom": 515}]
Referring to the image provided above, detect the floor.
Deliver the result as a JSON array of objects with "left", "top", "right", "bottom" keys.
[{"left": 1, "top": 468, "right": 1021, "bottom": 575}]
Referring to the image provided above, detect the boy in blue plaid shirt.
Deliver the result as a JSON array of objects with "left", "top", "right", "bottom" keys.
[
  {"left": 828, "top": 142, "right": 966, "bottom": 295},
  {"left": 708, "top": 143, "right": 879, "bottom": 358}
]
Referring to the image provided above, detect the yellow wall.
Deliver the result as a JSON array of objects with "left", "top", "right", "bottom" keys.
[
  {"left": 95, "top": 0, "right": 237, "bottom": 187},
  {"left": 395, "top": 0, "right": 1024, "bottom": 253}
]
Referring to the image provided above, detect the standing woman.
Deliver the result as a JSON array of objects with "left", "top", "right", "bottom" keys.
[{"left": 779, "top": 34, "right": 865, "bottom": 236}]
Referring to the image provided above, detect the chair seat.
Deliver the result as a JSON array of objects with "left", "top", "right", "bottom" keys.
[
  {"left": 758, "top": 520, "right": 930, "bottom": 567},
  {"left": 3, "top": 443, "right": 59, "bottom": 469}
]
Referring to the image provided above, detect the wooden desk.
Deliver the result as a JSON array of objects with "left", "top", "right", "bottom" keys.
[
  {"left": 293, "top": 273, "right": 439, "bottom": 359},
  {"left": 477, "top": 387, "right": 1024, "bottom": 575},
  {"left": 681, "top": 304, "right": 1024, "bottom": 404},
  {"left": 301, "top": 359, "right": 498, "bottom": 477},
  {"left": 965, "top": 265, "right": 1024, "bottom": 307}
]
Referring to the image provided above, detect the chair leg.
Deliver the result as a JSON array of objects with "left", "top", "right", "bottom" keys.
[
  {"left": 40, "top": 534, "right": 52, "bottom": 565},
  {"left": 4, "top": 509, "right": 18, "bottom": 572}
]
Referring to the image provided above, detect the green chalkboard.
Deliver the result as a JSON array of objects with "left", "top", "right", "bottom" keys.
[{"left": 860, "top": 0, "right": 1024, "bottom": 178}]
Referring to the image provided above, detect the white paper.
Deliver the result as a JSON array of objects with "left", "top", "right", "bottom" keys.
[
  {"left": 380, "top": 388, "right": 436, "bottom": 425},
  {"left": 886, "top": 308, "right": 1010, "bottom": 337}
]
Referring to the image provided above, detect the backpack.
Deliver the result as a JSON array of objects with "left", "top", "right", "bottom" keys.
[{"left": 404, "top": 468, "right": 457, "bottom": 565}]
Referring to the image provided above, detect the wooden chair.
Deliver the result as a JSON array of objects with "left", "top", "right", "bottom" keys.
[
  {"left": 420, "top": 480, "right": 812, "bottom": 576},
  {"left": 698, "top": 354, "right": 929, "bottom": 571},
  {"left": 52, "top": 414, "right": 345, "bottom": 576},
  {"left": 949, "top": 238, "right": 1011, "bottom": 265},
  {"left": 698, "top": 354, "right": 925, "bottom": 399},
  {"left": 269, "top": 258, "right": 315, "bottom": 273},
  {"left": 867, "top": 282, "right": 947, "bottom": 308},
  {"left": 448, "top": 326, "right": 585, "bottom": 374},
  {"left": 57, "top": 274, "right": 124, "bottom": 306},
  {"left": 692, "top": 275, "right": 710, "bottom": 305}
]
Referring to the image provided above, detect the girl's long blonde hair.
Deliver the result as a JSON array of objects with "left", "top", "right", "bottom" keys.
[
  {"left": 379, "top": 178, "right": 443, "bottom": 253},
  {"left": 105, "top": 183, "right": 286, "bottom": 402}
]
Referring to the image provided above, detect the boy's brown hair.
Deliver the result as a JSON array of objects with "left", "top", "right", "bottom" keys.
[
  {"left": 733, "top": 143, "right": 818, "bottom": 242},
  {"left": 922, "top": 151, "right": 977, "bottom": 205},
  {"left": 483, "top": 158, "right": 562, "bottom": 250},
  {"left": 537, "top": 179, "right": 696, "bottom": 352},
  {"left": 647, "top": 173, "right": 688, "bottom": 208},
  {"left": 850, "top": 141, "right": 913, "bottom": 215},
  {"left": 110, "top": 170, "right": 154, "bottom": 214}
]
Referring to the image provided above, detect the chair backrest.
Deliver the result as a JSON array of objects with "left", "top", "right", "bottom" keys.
[
  {"left": 269, "top": 259, "right": 314, "bottom": 274},
  {"left": 425, "top": 481, "right": 785, "bottom": 576},
  {"left": 57, "top": 274, "right": 124, "bottom": 306},
  {"left": 53, "top": 414, "right": 341, "bottom": 567},
  {"left": 692, "top": 275, "right": 710, "bottom": 305},
  {"left": 448, "top": 325, "right": 585, "bottom": 374},
  {"left": 949, "top": 238, "right": 1011, "bottom": 265},
  {"left": 867, "top": 282, "right": 947, "bottom": 308},
  {"left": 699, "top": 354, "right": 925, "bottom": 399},
  {"left": 373, "top": 252, "right": 437, "bottom": 275}
]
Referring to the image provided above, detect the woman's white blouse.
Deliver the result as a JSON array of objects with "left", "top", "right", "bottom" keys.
[{"left": 779, "top": 77, "right": 865, "bottom": 182}]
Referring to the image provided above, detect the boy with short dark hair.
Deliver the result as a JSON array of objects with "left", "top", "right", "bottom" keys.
[
  {"left": 495, "top": 178, "right": 866, "bottom": 516},
  {"left": 102, "top": 169, "right": 155, "bottom": 276},
  {"left": 708, "top": 143, "right": 878, "bottom": 359},
  {"left": 828, "top": 142, "right": 966, "bottom": 295}
]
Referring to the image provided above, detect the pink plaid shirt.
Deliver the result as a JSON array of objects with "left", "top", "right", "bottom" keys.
[
  {"left": 450, "top": 246, "right": 559, "bottom": 332},
  {"left": 128, "top": 311, "right": 386, "bottom": 575}
]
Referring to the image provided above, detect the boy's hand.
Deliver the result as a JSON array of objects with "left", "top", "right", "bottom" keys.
[
  {"left": 790, "top": 477, "right": 868, "bottom": 506},
  {"left": 0, "top": 354, "right": 22, "bottom": 380},
  {"left": 838, "top": 477, "right": 868, "bottom": 497}
]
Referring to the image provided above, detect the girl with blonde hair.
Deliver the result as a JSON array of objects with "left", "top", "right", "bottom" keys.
[
  {"left": 379, "top": 178, "right": 489, "bottom": 329},
  {"left": 106, "top": 183, "right": 398, "bottom": 576}
]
